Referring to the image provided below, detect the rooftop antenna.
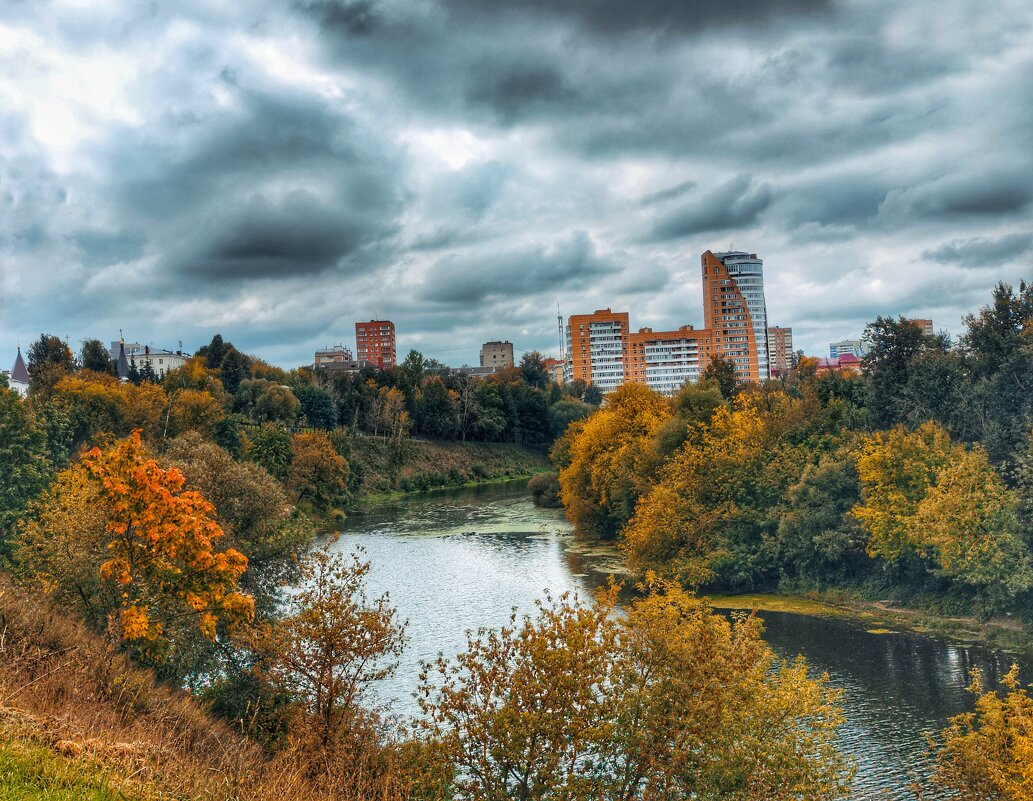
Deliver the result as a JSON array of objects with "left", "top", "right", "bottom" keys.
[{"left": 557, "top": 302, "right": 565, "bottom": 359}]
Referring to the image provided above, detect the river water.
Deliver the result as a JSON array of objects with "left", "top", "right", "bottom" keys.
[{"left": 330, "top": 480, "right": 1027, "bottom": 800}]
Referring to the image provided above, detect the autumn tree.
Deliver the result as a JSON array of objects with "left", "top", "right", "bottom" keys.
[
  {"left": 288, "top": 432, "right": 350, "bottom": 513},
  {"left": 851, "top": 421, "right": 955, "bottom": 566},
  {"left": 164, "top": 432, "right": 313, "bottom": 612},
  {"left": 911, "top": 447, "right": 1033, "bottom": 606},
  {"left": 52, "top": 373, "right": 168, "bottom": 446},
  {"left": 418, "top": 582, "right": 850, "bottom": 801},
  {"left": 558, "top": 383, "right": 671, "bottom": 539},
  {"left": 248, "top": 548, "right": 405, "bottom": 747},
  {"left": 932, "top": 666, "right": 1033, "bottom": 800},
  {"left": 166, "top": 387, "right": 224, "bottom": 438},
  {"left": 16, "top": 432, "right": 253, "bottom": 664}
]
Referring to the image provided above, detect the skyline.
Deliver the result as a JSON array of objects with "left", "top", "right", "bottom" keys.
[{"left": 2, "top": 0, "right": 1031, "bottom": 368}]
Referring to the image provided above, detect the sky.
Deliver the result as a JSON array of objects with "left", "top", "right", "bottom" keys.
[{"left": 1, "top": 0, "right": 1032, "bottom": 369}]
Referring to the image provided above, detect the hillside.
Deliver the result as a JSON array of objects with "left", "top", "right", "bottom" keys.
[
  {"left": 349, "top": 436, "right": 550, "bottom": 496},
  {"left": 0, "top": 579, "right": 404, "bottom": 801}
]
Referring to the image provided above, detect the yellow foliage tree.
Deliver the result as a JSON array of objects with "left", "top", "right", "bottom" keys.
[
  {"left": 418, "top": 581, "right": 851, "bottom": 800},
  {"left": 623, "top": 399, "right": 768, "bottom": 586},
  {"left": 851, "top": 421, "right": 954, "bottom": 563},
  {"left": 558, "top": 384, "right": 671, "bottom": 539},
  {"left": 911, "top": 447, "right": 1033, "bottom": 602},
  {"left": 933, "top": 666, "right": 1033, "bottom": 800},
  {"left": 166, "top": 388, "right": 224, "bottom": 438}
]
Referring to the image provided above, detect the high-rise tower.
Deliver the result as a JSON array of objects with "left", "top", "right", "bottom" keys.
[{"left": 701, "top": 250, "right": 769, "bottom": 382}]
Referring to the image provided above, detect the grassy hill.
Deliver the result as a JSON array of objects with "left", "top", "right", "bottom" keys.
[{"left": 349, "top": 436, "right": 549, "bottom": 496}]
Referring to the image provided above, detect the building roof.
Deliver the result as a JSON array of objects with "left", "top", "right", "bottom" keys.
[
  {"left": 10, "top": 347, "right": 29, "bottom": 384},
  {"left": 116, "top": 342, "right": 130, "bottom": 380}
]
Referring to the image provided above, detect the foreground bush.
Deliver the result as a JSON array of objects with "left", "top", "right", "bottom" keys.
[
  {"left": 932, "top": 666, "right": 1033, "bottom": 799},
  {"left": 527, "top": 471, "right": 562, "bottom": 507},
  {"left": 418, "top": 581, "right": 852, "bottom": 800}
]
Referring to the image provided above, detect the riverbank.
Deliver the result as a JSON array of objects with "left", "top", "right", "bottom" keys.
[
  {"left": 349, "top": 436, "right": 550, "bottom": 498},
  {"left": 709, "top": 591, "right": 1032, "bottom": 656}
]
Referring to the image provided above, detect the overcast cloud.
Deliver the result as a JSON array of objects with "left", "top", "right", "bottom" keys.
[{"left": 1, "top": 0, "right": 1031, "bottom": 367}]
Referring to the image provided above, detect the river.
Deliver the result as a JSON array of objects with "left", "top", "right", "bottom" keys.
[{"left": 330, "top": 479, "right": 1026, "bottom": 800}]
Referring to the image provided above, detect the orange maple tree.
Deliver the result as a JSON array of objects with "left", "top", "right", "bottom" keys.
[{"left": 81, "top": 430, "right": 254, "bottom": 644}]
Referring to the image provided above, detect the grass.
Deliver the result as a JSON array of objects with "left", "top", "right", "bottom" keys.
[
  {"left": 707, "top": 593, "right": 848, "bottom": 618},
  {"left": 0, "top": 737, "right": 144, "bottom": 801}
]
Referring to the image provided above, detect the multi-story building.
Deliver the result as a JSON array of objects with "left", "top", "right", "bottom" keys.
[
  {"left": 817, "top": 354, "right": 863, "bottom": 375},
  {"left": 701, "top": 250, "right": 769, "bottom": 382},
  {"left": 627, "top": 326, "right": 713, "bottom": 395},
  {"left": 907, "top": 318, "right": 934, "bottom": 336},
  {"left": 564, "top": 309, "right": 630, "bottom": 392},
  {"left": 355, "top": 320, "right": 396, "bottom": 369},
  {"left": 767, "top": 326, "right": 794, "bottom": 377},
  {"left": 314, "top": 344, "right": 354, "bottom": 365},
  {"left": 562, "top": 249, "right": 771, "bottom": 394},
  {"left": 479, "top": 340, "right": 514, "bottom": 369},
  {"left": 109, "top": 341, "right": 189, "bottom": 380},
  {"left": 829, "top": 338, "right": 868, "bottom": 359},
  {"left": 542, "top": 357, "right": 565, "bottom": 385}
]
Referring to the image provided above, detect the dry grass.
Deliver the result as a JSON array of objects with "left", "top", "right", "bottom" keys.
[{"left": 0, "top": 577, "right": 422, "bottom": 801}]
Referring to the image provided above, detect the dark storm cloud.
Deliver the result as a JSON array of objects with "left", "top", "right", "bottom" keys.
[
  {"left": 422, "top": 231, "right": 620, "bottom": 303},
  {"left": 437, "top": 0, "right": 833, "bottom": 36},
  {"left": 922, "top": 233, "right": 1033, "bottom": 269},
  {"left": 173, "top": 191, "right": 391, "bottom": 280},
  {"left": 880, "top": 170, "right": 1033, "bottom": 222},
  {"left": 640, "top": 180, "right": 697, "bottom": 207},
  {"left": 645, "top": 175, "right": 774, "bottom": 241}
]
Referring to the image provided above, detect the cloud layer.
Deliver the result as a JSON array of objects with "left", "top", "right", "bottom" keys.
[{"left": 1, "top": 0, "right": 1031, "bottom": 367}]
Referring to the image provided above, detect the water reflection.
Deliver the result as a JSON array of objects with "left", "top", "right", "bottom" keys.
[{"left": 331, "top": 480, "right": 1028, "bottom": 801}]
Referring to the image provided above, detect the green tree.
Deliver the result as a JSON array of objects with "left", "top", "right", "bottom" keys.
[
  {"left": 519, "top": 350, "right": 548, "bottom": 389},
  {"left": 218, "top": 347, "right": 251, "bottom": 396},
  {"left": 295, "top": 383, "right": 337, "bottom": 430},
  {"left": 247, "top": 424, "right": 293, "bottom": 481},
  {"left": 702, "top": 353, "right": 738, "bottom": 399},
  {"left": 213, "top": 413, "right": 245, "bottom": 458},
  {"left": 583, "top": 383, "right": 604, "bottom": 405},
  {"left": 417, "top": 377, "right": 459, "bottom": 439},
  {"left": 253, "top": 384, "right": 300, "bottom": 425},
  {"left": 547, "top": 399, "right": 595, "bottom": 438},
  {"left": 776, "top": 452, "right": 867, "bottom": 585},
  {"left": 960, "top": 281, "right": 1033, "bottom": 464},
  {"left": 862, "top": 316, "right": 940, "bottom": 429},
  {"left": 197, "top": 333, "right": 229, "bottom": 370},
  {"left": 27, "top": 333, "right": 74, "bottom": 396},
  {"left": 0, "top": 389, "right": 52, "bottom": 555},
  {"left": 80, "top": 338, "right": 114, "bottom": 374}
]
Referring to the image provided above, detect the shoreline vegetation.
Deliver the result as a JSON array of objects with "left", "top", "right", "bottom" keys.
[{"left": 560, "top": 532, "right": 1033, "bottom": 655}]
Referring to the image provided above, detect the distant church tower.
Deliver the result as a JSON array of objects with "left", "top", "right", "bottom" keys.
[{"left": 8, "top": 346, "right": 29, "bottom": 396}]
